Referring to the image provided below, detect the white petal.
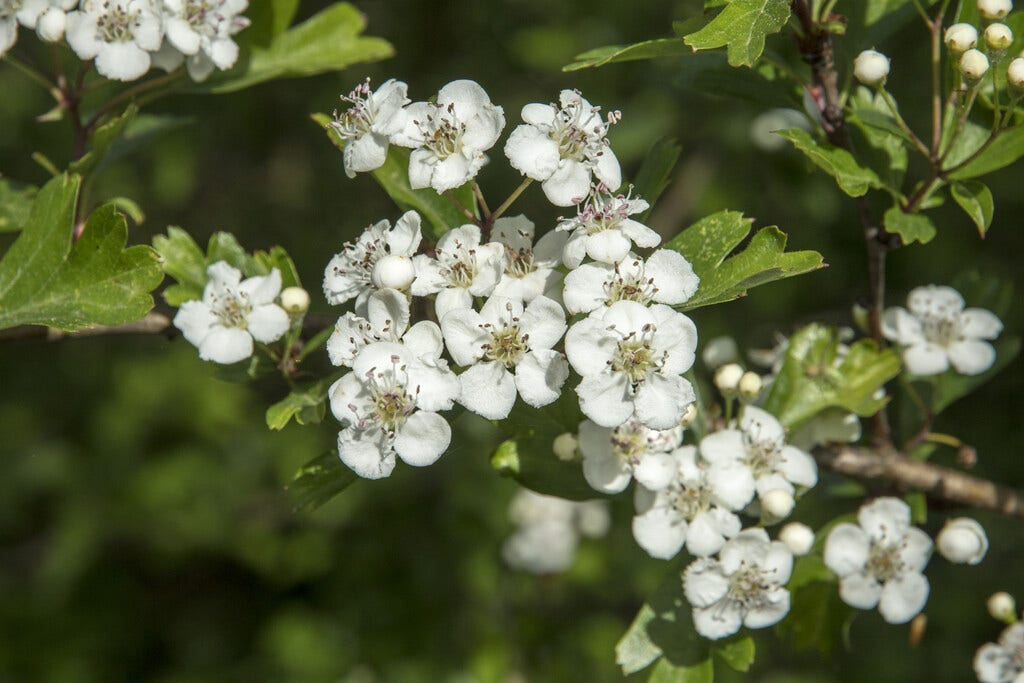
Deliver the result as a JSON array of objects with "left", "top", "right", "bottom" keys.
[
  {"left": 633, "top": 374, "right": 692, "bottom": 430},
  {"left": 519, "top": 295, "right": 566, "bottom": 350},
  {"left": 338, "top": 427, "right": 396, "bottom": 479},
  {"left": 632, "top": 507, "right": 687, "bottom": 559},
  {"left": 707, "top": 461, "right": 756, "bottom": 510},
  {"left": 504, "top": 125, "right": 560, "bottom": 180},
  {"left": 838, "top": 571, "right": 882, "bottom": 609},
  {"left": 440, "top": 307, "right": 487, "bottom": 366},
  {"left": 974, "top": 643, "right": 1016, "bottom": 683},
  {"left": 394, "top": 411, "right": 451, "bottom": 466},
  {"left": 564, "top": 316, "right": 617, "bottom": 376},
  {"left": 881, "top": 307, "right": 922, "bottom": 344},
  {"left": 459, "top": 362, "right": 517, "bottom": 419},
  {"left": 576, "top": 373, "right": 634, "bottom": 428},
  {"left": 961, "top": 308, "right": 1003, "bottom": 339},
  {"left": 908, "top": 285, "right": 963, "bottom": 317},
  {"left": 344, "top": 132, "right": 388, "bottom": 176},
  {"left": 646, "top": 249, "right": 699, "bottom": 305},
  {"left": 904, "top": 341, "right": 950, "bottom": 375},
  {"left": 166, "top": 16, "right": 200, "bottom": 54},
  {"left": 858, "top": 497, "right": 910, "bottom": 542},
  {"left": 692, "top": 602, "right": 743, "bottom": 640},
  {"left": 198, "top": 327, "right": 252, "bottom": 364},
  {"left": 779, "top": 445, "right": 818, "bottom": 488},
  {"left": 584, "top": 230, "right": 631, "bottom": 265},
  {"left": 367, "top": 288, "right": 410, "bottom": 336},
  {"left": 699, "top": 430, "right": 745, "bottom": 464},
  {"left": 583, "top": 442, "right": 632, "bottom": 494},
  {"left": 619, "top": 219, "right": 661, "bottom": 248},
  {"left": 763, "top": 541, "right": 795, "bottom": 584},
  {"left": 209, "top": 37, "right": 239, "bottom": 70},
  {"left": 435, "top": 287, "right": 474, "bottom": 322},
  {"left": 407, "top": 147, "right": 435, "bottom": 190},
  {"left": 409, "top": 363, "right": 460, "bottom": 412},
  {"left": 542, "top": 160, "right": 591, "bottom": 207},
  {"left": 430, "top": 153, "right": 474, "bottom": 193},
  {"left": 683, "top": 558, "right": 729, "bottom": 608},
  {"left": 593, "top": 146, "right": 621, "bottom": 190},
  {"left": 632, "top": 452, "right": 677, "bottom": 491},
  {"left": 96, "top": 42, "right": 151, "bottom": 81},
  {"left": 173, "top": 301, "right": 216, "bottom": 347},
  {"left": 247, "top": 304, "right": 289, "bottom": 343},
  {"left": 899, "top": 526, "right": 934, "bottom": 572},
  {"left": 515, "top": 349, "right": 569, "bottom": 408},
  {"left": 744, "top": 586, "right": 790, "bottom": 629},
  {"left": 686, "top": 512, "right": 728, "bottom": 557},
  {"left": 238, "top": 269, "right": 282, "bottom": 305},
  {"left": 947, "top": 340, "right": 996, "bottom": 375},
  {"left": 388, "top": 211, "right": 423, "bottom": 256},
  {"left": 878, "top": 572, "right": 929, "bottom": 624},
  {"left": 560, "top": 232, "right": 588, "bottom": 269},
  {"left": 562, "top": 262, "right": 610, "bottom": 314},
  {"left": 651, "top": 306, "right": 698, "bottom": 375},
  {"left": 823, "top": 523, "right": 870, "bottom": 576},
  {"left": 403, "top": 321, "right": 445, "bottom": 362}
]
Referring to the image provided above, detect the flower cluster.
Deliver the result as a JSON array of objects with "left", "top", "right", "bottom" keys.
[
  {"left": 2, "top": 0, "right": 249, "bottom": 81},
  {"left": 501, "top": 489, "right": 610, "bottom": 574}
]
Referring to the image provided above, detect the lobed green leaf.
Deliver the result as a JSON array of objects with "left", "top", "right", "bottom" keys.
[
  {"left": 266, "top": 381, "right": 330, "bottom": 430},
  {"left": 563, "top": 38, "right": 691, "bottom": 71},
  {"left": 777, "top": 128, "right": 883, "bottom": 197},
  {"left": 883, "top": 206, "right": 936, "bottom": 245},
  {"left": 683, "top": 0, "right": 791, "bottom": 67}
]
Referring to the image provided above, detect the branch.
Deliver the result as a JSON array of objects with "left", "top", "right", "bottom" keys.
[{"left": 816, "top": 445, "right": 1024, "bottom": 518}]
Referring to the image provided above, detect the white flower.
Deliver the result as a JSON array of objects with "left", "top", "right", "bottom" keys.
[
  {"left": 502, "top": 489, "right": 610, "bottom": 574},
  {"left": 823, "top": 497, "right": 933, "bottom": 624},
  {"left": 491, "top": 215, "right": 567, "bottom": 303},
  {"left": 556, "top": 185, "right": 660, "bottom": 268},
  {"left": 984, "top": 22, "right": 1014, "bottom": 51},
  {"left": 853, "top": 49, "right": 890, "bottom": 86},
  {"left": 882, "top": 285, "right": 1003, "bottom": 376},
  {"left": 565, "top": 300, "right": 698, "bottom": 430},
  {"left": 682, "top": 528, "right": 794, "bottom": 639},
  {"left": 441, "top": 294, "right": 568, "bottom": 419},
  {"left": 329, "top": 338, "right": 459, "bottom": 479},
  {"left": 159, "top": 0, "right": 249, "bottom": 82},
  {"left": 173, "top": 261, "right": 289, "bottom": 364},
  {"left": 323, "top": 210, "right": 423, "bottom": 310},
  {"left": 945, "top": 22, "right": 979, "bottom": 53},
  {"left": 327, "top": 287, "right": 442, "bottom": 368},
  {"left": 700, "top": 406, "right": 818, "bottom": 499},
  {"left": 632, "top": 445, "right": 754, "bottom": 559},
  {"left": 504, "top": 89, "right": 621, "bottom": 206},
  {"left": 936, "top": 517, "right": 989, "bottom": 565},
  {"left": 977, "top": 0, "right": 1012, "bottom": 22},
  {"left": 66, "top": 0, "right": 163, "bottom": 81},
  {"left": 975, "top": 623, "right": 1024, "bottom": 683},
  {"left": 411, "top": 223, "right": 503, "bottom": 321},
  {"left": 392, "top": 79, "right": 505, "bottom": 193},
  {"left": 1009, "top": 57, "right": 1024, "bottom": 90},
  {"left": 577, "top": 415, "right": 684, "bottom": 494},
  {"left": 328, "top": 77, "right": 409, "bottom": 177},
  {"left": 0, "top": 2, "right": 23, "bottom": 56},
  {"left": 36, "top": 3, "right": 73, "bottom": 41},
  {"left": 562, "top": 249, "right": 698, "bottom": 315}
]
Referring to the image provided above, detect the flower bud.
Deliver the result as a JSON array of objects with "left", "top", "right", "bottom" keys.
[
  {"left": 761, "top": 489, "right": 795, "bottom": 521},
  {"left": 779, "top": 522, "right": 815, "bottom": 556},
  {"left": 36, "top": 8, "right": 66, "bottom": 43},
  {"left": 370, "top": 254, "right": 415, "bottom": 290},
  {"left": 552, "top": 432, "right": 579, "bottom": 462},
  {"left": 853, "top": 49, "right": 891, "bottom": 86},
  {"left": 977, "top": 0, "right": 1012, "bottom": 21},
  {"left": 984, "top": 23, "right": 1014, "bottom": 51},
  {"left": 738, "top": 371, "right": 763, "bottom": 402},
  {"left": 714, "top": 363, "right": 744, "bottom": 395},
  {"left": 1008, "top": 57, "right": 1024, "bottom": 89},
  {"left": 944, "top": 23, "right": 979, "bottom": 54},
  {"left": 701, "top": 335, "right": 739, "bottom": 369},
  {"left": 279, "top": 286, "right": 310, "bottom": 314},
  {"left": 936, "top": 517, "right": 989, "bottom": 565},
  {"left": 987, "top": 592, "right": 1017, "bottom": 623},
  {"left": 961, "top": 48, "right": 991, "bottom": 82},
  {"left": 679, "top": 402, "right": 698, "bottom": 427}
]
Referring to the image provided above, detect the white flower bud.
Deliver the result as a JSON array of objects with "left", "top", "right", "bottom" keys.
[
  {"left": 853, "top": 49, "right": 891, "bottom": 86},
  {"left": 761, "top": 489, "right": 795, "bottom": 521},
  {"left": 714, "top": 363, "right": 744, "bottom": 395},
  {"left": 1008, "top": 57, "right": 1024, "bottom": 89},
  {"left": 987, "top": 592, "right": 1017, "bottom": 623},
  {"left": 978, "top": 0, "right": 1012, "bottom": 21},
  {"left": 552, "top": 432, "right": 579, "bottom": 462},
  {"left": 702, "top": 335, "right": 739, "bottom": 369},
  {"left": 985, "top": 23, "right": 1014, "bottom": 51},
  {"left": 944, "top": 23, "right": 979, "bottom": 54},
  {"left": 961, "top": 48, "right": 991, "bottom": 82},
  {"left": 936, "top": 517, "right": 989, "bottom": 565},
  {"left": 279, "top": 286, "right": 310, "bottom": 314},
  {"left": 370, "top": 254, "right": 415, "bottom": 290},
  {"left": 780, "top": 522, "right": 815, "bottom": 556},
  {"left": 36, "top": 8, "right": 67, "bottom": 43},
  {"left": 679, "top": 402, "right": 698, "bottom": 427},
  {"left": 738, "top": 371, "right": 763, "bottom": 402}
]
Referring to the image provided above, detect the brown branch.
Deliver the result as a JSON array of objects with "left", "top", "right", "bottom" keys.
[{"left": 816, "top": 445, "right": 1024, "bottom": 518}]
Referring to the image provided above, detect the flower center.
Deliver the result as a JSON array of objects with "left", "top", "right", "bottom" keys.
[
  {"left": 610, "top": 324, "right": 660, "bottom": 383},
  {"left": 414, "top": 104, "right": 465, "bottom": 160},
  {"left": 182, "top": 0, "right": 219, "bottom": 30},
  {"left": 331, "top": 230, "right": 385, "bottom": 287},
  {"left": 1, "top": 1, "right": 24, "bottom": 20},
  {"left": 726, "top": 562, "right": 776, "bottom": 610},
  {"left": 504, "top": 246, "right": 535, "bottom": 278},
  {"left": 865, "top": 540, "right": 904, "bottom": 583},
  {"left": 741, "top": 424, "right": 784, "bottom": 478},
  {"left": 605, "top": 264, "right": 656, "bottom": 305},
  {"left": 96, "top": 3, "right": 142, "bottom": 43},
  {"left": 921, "top": 312, "right": 962, "bottom": 347},
  {"left": 362, "top": 356, "right": 416, "bottom": 432},
  {"left": 669, "top": 480, "right": 712, "bottom": 520},
  {"left": 441, "top": 246, "right": 479, "bottom": 289},
  {"left": 209, "top": 289, "right": 252, "bottom": 329}
]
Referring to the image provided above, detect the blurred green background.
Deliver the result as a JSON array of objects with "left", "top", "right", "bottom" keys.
[{"left": 1, "top": 0, "right": 1021, "bottom": 680}]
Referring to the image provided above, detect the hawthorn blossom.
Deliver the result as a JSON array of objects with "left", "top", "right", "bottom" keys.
[
  {"left": 155, "top": 0, "right": 249, "bottom": 81},
  {"left": 329, "top": 339, "right": 459, "bottom": 479},
  {"left": 504, "top": 89, "right": 622, "bottom": 206},
  {"left": 562, "top": 249, "right": 699, "bottom": 315},
  {"left": 976, "top": 623, "right": 1024, "bottom": 683},
  {"left": 173, "top": 261, "right": 290, "bottom": 364},
  {"left": 393, "top": 79, "right": 505, "bottom": 193},
  {"left": 502, "top": 489, "right": 610, "bottom": 574},
  {"left": 556, "top": 185, "right": 661, "bottom": 268},
  {"left": 441, "top": 294, "right": 568, "bottom": 419},
  {"left": 323, "top": 210, "right": 422, "bottom": 310},
  {"left": 565, "top": 300, "right": 698, "bottom": 430},
  {"left": 411, "top": 223, "right": 503, "bottom": 321},
  {"left": 1, "top": 0, "right": 75, "bottom": 50},
  {"left": 882, "top": 285, "right": 1003, "bottom": 376},
  {"left": 936, "top": 517, "right": 989, "bottom": 565},
  {"left": 682, "top": 528, "right": 794, "bottom": 639},
  {"left": 327, "top": 287, "right": 442, "bottom": 369},
  {"left": 66, "top": 0, "right": 163, "bottom": 81},
  {"left": 632, "top": 445, "right": 755, "bottom": 559},
  {"left": 577, "top": 416, "right": 684, "bottom": 494},
  {"left": 490, "top": 215, "right": 567, "bottom": 302},
  {"left": 700, "top": 406, "right": 818, "bottom": 500},
  {"left": 823, "top": 497, "right": 933, "bottom": 624},
  {"left": 328, "top": 77, "right": 409, "bottom": 177}
]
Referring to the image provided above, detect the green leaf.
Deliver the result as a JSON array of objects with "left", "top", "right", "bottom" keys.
[
  {"left": 563, "top": 38, "right": 691, "bottom": 71},
  {"left": 633, "top": 138, "right": 681, "bottom": 221},
  {"left": 647, "top": 657, "right": 713, "bottom": 683},
  {"left": 206, "top": 232, "right": 250, "bottom": 273},
  {"left": 266, "top": 381, "right": 330, "bottom": 430},
  {"left": 288, "top": 451, "right": 358, "bottom": 512},
  {"left": 252, "top": 246, "right": 301, "bottom": 289},
  {"left": 777, "top": 580, "right": 851, "bottom": 655},
  {"left": 951, "top": 269, "right": 1014, "bottom": 317},
  {"left": 761, "top": 323, "right": 902, "bottom": 430},
  {"left": 240, "top": 0, "right": 300, "bottom": 46},
  {"left": 931, "top": 335, "right": 1021, "bottom": 414},
  {"left": 0, "top": 177, "right": 37, "bottom": 233},
  {"left": 683, "top": 0, "right": 791, "bottom": 67},
  {"left": 846, "top": 86, "right": 908, "bottom": 189},
  {"left": 776, "top": 128, "right": 882, "bottom": 197},
  {"left": 948, "top": 125, "right": 1024, "bottom": 180},
  {"left": 672, "top": 52, "right": 799, "bottom": 109},
  {"left": 69, "top": 105, "right": 137, "bottom": 176},
  {"left": 715, "top": 635, "right": 755, "bottom": 672},
  {"left": 883, "top": 206, "right": 936, "bottom": 245},
  {"left": 950, "top": 181, "right": 994, "bottom": 237},
  {"left": 199, "top": 3, "right": 393, "bottom": 94},
  {"left": 788, "top": 553, "right": 835, "bottom": 592},
  {"left": 153, "top": 227, "right": 208, "bottom": 306},
  {"left": 665, "top": 210, "right": 824, "bottom": 310},
  {"left": 0, "top": 175, "right": 163, "bottom": 331}
]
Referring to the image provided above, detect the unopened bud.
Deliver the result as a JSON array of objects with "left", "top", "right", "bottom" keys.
[
  {"left": 552, "top": 432, "right": 579, "bottom": 462},
  {"left": 936, "top": 517, "right": 989, "bottom": 565},
  {"left": 945, "top": 23, "right": 979, "bottom": 54},
  {"left": 761, "top": 489, "right": 795, "bottom": 521},
  {"left": 961, "top": 48, "right": 991, "bottom": 82},
  {"left": 984, "top": 22, "right": 1014, "bottom": 51},
  {"left": 738, "top": 371, "right": 763, "bottom": 402},
  {"left": 1008, "top": 57, "right": 1024, "bottom": 90},
  {"left": 701, "top": 336, "right": 739, "bottom": 369},
  {"left": 36, "top": 7, "right": 66, "bottom": 42},
  {"left": 370, "top": 254, "right": 415, "bottom": 290},
  {"left": 853, "top": 49, "right": 891, "bottom": 86},
  {"left": 987, "top": 592, "right": 1017, "bottom": 623},
  {"left": 978, "top": 0, "right": 1012, "bottom": 21},
  {"left": 714, "top": 363, "right": 744, "bottom": 395},
  {"left": 679, "top": 402, "right": 698, "bottom": 427},
  {"left": 779, "top": 522, "right": 815, "bottom": 556},
  {"left": 280, "top": 286, "right": 310, "bottom": 314}
]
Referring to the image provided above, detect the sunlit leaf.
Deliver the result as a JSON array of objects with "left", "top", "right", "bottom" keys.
[
  {"left": 683, "top": 0, "right": 791, "bottom": 67},
  {"left": 0, "top": 177, "right": 37, "bottom": 233},
  {"left": 883, "top": 206, "right": 936, "bottom": 245},
  {"left": 563, "top": 38, "right": 691, "bottom": 71},
  {"left": 266, "top": 381, "right": 330, "bottom": 430},
  {"left": 950, "top": 181, "right": 994, "bottom": 237},
  {"left": 948, "top": 125, "right": 1024, "bottom": 180}
]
